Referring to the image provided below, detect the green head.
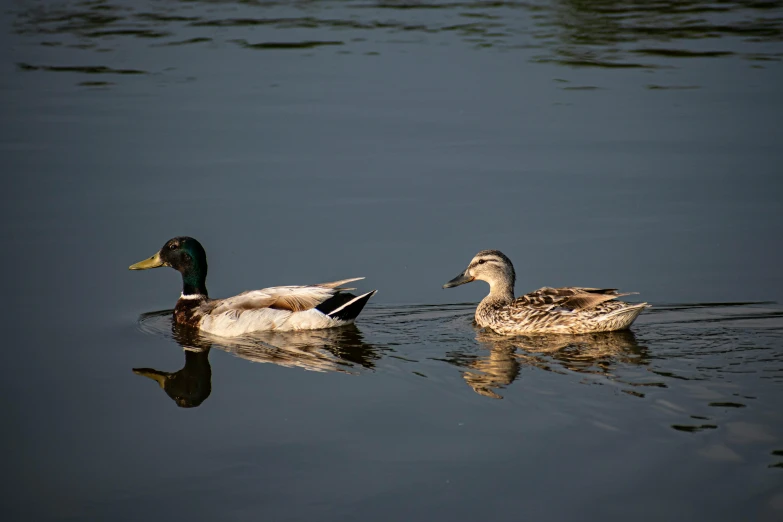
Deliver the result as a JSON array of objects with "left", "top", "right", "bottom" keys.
[{"left": 129, "top": 236, "right": 209, "bottom": 297}]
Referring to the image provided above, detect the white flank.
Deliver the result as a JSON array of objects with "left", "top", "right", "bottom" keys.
[
  {"left": 189, "top": 281, "right": 375, "bottom": 338},
  {"left": 200, "top": 308, "right": 343, "bottom": 337}
]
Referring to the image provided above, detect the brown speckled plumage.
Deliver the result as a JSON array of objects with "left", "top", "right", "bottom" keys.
[{"left": 444, "top": 251, "right": 648, "bottom": 335}]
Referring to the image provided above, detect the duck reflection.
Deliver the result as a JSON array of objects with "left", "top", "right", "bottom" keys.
[
  {"left": 445, "top": 330, "right": 648, "bottom": 399},
  {"left": 134, "top": 312, "right": 381, "bottom": 407},
  {"left": 449, "top": 343, "right": 521, "bottom": 399},
  {"left": 217, "top": 325, "right": 381, "bottom": 373},
  {"left": 133, "top": 324, "right": 212, "bottom": 408}
]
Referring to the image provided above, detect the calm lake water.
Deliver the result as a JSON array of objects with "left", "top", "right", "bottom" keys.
[{"left": 2, "top": 1, "right": 783, "bottom": 520}]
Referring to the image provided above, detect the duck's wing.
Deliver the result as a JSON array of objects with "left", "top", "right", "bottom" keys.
[
  {"left": 210, "top": 284, "right": 348, "bottom": 315},
  {"left": 516, "top": 287, "right": 637, "bottom": 312}
]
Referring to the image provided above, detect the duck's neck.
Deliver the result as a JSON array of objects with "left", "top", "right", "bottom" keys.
[
  {"left": 482, "top": 279, "right": 515, "bottom": 306},
  {"left": 180, "top": 269, "right": 208, "bottom": 299}
]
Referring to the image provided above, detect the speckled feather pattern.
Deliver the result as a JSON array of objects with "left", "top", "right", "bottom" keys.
[
  {"left": 476, "top": 293, "right": 648, "bottom": 335},
  {"left": 446, "top": 251, "right": 648, "bottom": 334}
]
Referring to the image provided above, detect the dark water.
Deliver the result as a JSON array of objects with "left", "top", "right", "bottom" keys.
[{"left": 2, "top": 1, "right": 783, "bottom": 520}]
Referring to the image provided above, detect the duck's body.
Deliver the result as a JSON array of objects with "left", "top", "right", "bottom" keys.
[
  {"left": 174, "top": 279, "right": 376, "bottom": 336},
  {"left": 130, "top": 237, "right": 376, "bottom": 337},
  {"left": 475, "top": 285, "right": 647, "bottom": 335},
  {"left": 444, "top": 250, "right": 647, "bottom": 335}
]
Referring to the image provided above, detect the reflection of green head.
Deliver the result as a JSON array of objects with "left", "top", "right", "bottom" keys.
[
  {"left": 129, "top": 236, "right": 209, "bottom": 297},
  {"left": 133, "top": 348, "right": 212, "bottom": 408}
]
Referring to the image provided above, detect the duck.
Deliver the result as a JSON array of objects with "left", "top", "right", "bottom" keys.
[
  {"left": 129, "top": 236, "right": 376, "bottom": 337},
  {"left": 443, "top": 250, "right": 647, "bottom": 335}
]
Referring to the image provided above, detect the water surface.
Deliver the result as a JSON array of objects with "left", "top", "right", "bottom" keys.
[{"left": 2, "top": 1, "right": 782, "bottom": 520}]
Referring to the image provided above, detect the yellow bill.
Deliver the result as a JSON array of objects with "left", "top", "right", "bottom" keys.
[{"left": 129, "top": 251, "right": 164, "bottom": 270}]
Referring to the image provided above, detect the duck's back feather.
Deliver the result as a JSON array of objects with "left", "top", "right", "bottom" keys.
[
  {"left": 210, "top": 286, "right": 338, "bottom": 314},
  {"left": 516, "top": 287, "right": 637, "bottom": 312}
]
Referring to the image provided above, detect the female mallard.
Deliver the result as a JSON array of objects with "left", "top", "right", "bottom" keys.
[
  {"left": 129, "top": 237, "right": 376, "bottom": 337},
  {"left": 443, "top": 250, "right": 647, "bottom": 335}
]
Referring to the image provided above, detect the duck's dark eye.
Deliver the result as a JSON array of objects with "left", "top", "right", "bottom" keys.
[
  {"left": 478, "top": 259, "right": 486, "bottom": 265},
  {"left": 169, "top": 244, "right": 177, "bottom": 250}
]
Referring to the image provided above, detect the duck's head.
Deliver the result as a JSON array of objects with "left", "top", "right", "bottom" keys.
[
  {"left": 129, "top": 236, "right": 209, "bottom": 297},
  {"left": 443, "top": 250, "right": 516, "bottom": 292}
]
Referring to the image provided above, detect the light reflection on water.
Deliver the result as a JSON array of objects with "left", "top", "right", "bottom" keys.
[{"left": 10, "top": 0, "right": 783, "bottom": 85}]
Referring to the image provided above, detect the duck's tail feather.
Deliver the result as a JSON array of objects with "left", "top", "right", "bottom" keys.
[
  {"left": 601, "top": 302, "right": 649, "bottom": 331},
  {"left": 314, "top": 293, "right": 354, "bottom": 315},
  {"left": 317, "top": 277, "right": 365, "bottom": 290},
  {"left": 320, "top": 290, "right": 377, "bottom": 322}
]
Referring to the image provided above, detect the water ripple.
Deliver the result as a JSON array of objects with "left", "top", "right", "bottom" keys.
[
  {"left": 134, "top": 301, "right": 783, "bottom": 468},
  {"left": 9, "top": 0, "right": 783, "bottom": 85}
]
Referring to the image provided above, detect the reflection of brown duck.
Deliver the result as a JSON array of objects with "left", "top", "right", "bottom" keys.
[
  {"left": 446, "top": 330, "right": 648, "bottom": 399},
  {"left": 133, "top": 323, "right": 213, "bottom": 408},
  {"left": 490, "top": 330, "right": 649, "bottom": 375},
  {"left": 460, "top": 345, "right": 521, "bottom": 399}
]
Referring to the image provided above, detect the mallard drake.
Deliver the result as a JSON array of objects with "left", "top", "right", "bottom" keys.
[
  {"left": 129, "top": 237, "right": 376, "bottom": 337},
  {"left": 443, "top": 250, "right": 647, "bottom": 335}
]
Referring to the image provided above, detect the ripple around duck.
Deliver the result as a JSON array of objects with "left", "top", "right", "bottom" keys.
[
  {"left": 136, "top": 301, "right": 783, "bottom": 400},
  {"left": 135, "top": 301, "right": 783, "bottom": 467}
]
